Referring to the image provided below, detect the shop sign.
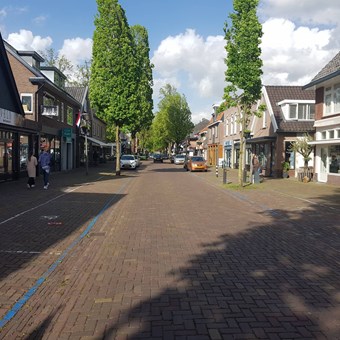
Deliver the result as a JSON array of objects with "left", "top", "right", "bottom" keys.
[
  {"left": 62, "top": 128, "right": 72, "bottom": 143},
  {"left": 0, "top": 108, "right": 24, "bottom": 126}
]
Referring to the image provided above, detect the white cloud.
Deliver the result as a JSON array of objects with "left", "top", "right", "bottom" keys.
[
  {"left": 6, "top": 29, "right": 52, "bottom": 52},
  {"left": 58, "top": 37, "right": 92, "bottom": 66},
  {"left": 151, "top": 29, "right": 226, "bottom": 122},
  {"left": 261, "top": 18, "right": 338, "bottom": 85},
  {"left": 33, "top": 15, "right": 47, "bottom": 25},
  {"left": 260, "top": 0, "right": 340, "bottom": 26},
  {"left": 0, "top": 8, "right": 7, "bottom": 18}
]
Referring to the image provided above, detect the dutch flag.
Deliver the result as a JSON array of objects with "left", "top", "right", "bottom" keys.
[{"left": 75, "top": 111, "right": 81, "bottom": 127}]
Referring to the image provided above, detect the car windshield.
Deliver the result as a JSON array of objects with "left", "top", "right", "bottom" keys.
[
  {"left": 175, "top": 155, "right": 185, "bottom": 158},
  {"left": 121, "top": 155, "right": 134, "bottom": 160},
  {"left": 191, "top": 157, "right": 204, "bottom": 162}
]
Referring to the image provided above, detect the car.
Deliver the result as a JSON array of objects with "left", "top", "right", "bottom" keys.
[
  {"left": 120, "top": 154, "right": 139, "bottom": 169},
  {"left": 153, "top": 153, "right": 163, "bottom": 163},
  {"left": 185, "top": 156, "right": 208, "bottom": 172},
  {"left": 174, "top": 154, "right": 186, "bottom": 165}
]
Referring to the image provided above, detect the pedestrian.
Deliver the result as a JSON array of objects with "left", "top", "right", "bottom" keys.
[
  {"left": 26, "top": 151, "right": 38, "bottom": 188},
  {"left": 252, "top": 154, "right": 261, "bottom": 184},
  {"left": 39, "top": 147, "right": 51, "bottom": 189}
]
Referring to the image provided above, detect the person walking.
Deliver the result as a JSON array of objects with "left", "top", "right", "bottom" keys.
[
  {"left": 26, "top": 151, "right": 38, "bottom": 188},
  {"left": 252, "top": 154, "right": 261, "bottom": 184},
  {"left": 39, "top": 147, "right": 51, "bottom": 189}
]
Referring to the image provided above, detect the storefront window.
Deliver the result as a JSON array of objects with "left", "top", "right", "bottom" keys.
[
  {"left": 0, "top": 131, "right": 13, "bottom": 177},
  {"left": 329, "top": 145, "right": 340, "bottom": 174},
  {"left": 20, "top": 135, "right": 29, "bottom": 170}
]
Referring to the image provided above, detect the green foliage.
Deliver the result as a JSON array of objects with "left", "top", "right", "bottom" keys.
[
  {"left": 151, "top": 84, "right": 194, "bottom": 152},
  {"left": 289, "top": 134, "right": 313, "bottom": 168},
  {"left": 40, "top": 48, "right": 73, "bottom": 76},
  {"left": 126, "top": 25, "right": 154, "bottom": 136},
  {"left": 90, "top": 0, "right": 138, "bottom": 129},
  {"left": 223, "top": 0, "right": 263, "bottom": 185},
  {"left": 282, "top": 161, "right": 290, "bottom": 172},
  {"left": 70, "top": 60, "right": 92, "bottom": 87},
  {"left": 224, "top": 0, "right": 263, "bottom": 109}
]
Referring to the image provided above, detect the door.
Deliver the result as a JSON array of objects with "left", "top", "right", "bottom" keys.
[{"left": 319, "top": 147, "right": 328, "bottom": 182}]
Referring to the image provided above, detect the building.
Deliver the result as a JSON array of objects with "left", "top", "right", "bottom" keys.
[
  {"left": 303, "top": 51, "right": 340, "bottom": 185},
  {"left": 0, "top": 32, "right": 38, "bottom": 182},
  {"left": 4, "top": 39, "right": 81, "bottom": 175}
]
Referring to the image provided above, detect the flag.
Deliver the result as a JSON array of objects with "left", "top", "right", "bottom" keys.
[{"left": 75, "top": 111, "right": 81, "bottom": 127}]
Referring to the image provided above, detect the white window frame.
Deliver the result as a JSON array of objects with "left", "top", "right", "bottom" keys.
[
  {"left": 21, "top": 93, "right": 33, "bottom": 114},
  {"left": 324, "top": 83, "right": 340, "bottom": 116}
]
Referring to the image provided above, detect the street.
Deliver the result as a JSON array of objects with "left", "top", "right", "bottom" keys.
[{"left": 0, "top": 160, "right": 340, "bottom": 339}]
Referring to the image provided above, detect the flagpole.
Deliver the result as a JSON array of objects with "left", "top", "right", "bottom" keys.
[{"left": 85, "top": 133, "right": 88, "bottom": 176}]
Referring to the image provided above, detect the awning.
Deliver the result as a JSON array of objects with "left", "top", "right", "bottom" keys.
[
  {"left": 308, "top": 140, "right": 340, "bottom": 145},
  {"left": 83, "top": 136, "right": 116, "bottom": 148}
]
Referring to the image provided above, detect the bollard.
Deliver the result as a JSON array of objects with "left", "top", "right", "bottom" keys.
[
  {"left": 223, "top": 167, "right": 227, "bottom": 184},
  {"left": 215, "top": 165, "right": 218, "bottom": 177}
]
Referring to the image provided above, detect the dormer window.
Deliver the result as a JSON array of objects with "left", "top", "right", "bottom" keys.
[
  {"left": 278, "top": 100, "right": 315, "bottom": 121},
  {"left": 289, "top": 103, "right": 315, "bottom": 120}
]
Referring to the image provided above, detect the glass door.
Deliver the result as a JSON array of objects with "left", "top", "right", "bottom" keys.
[{"left": 319, "top": 147, "right": 328, "bottom": 182}]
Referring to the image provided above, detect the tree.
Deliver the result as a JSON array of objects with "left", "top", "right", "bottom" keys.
[
  {"left": 155, "top": 84, "right": 194, "bottom": 154},
  {"left": 224, "top": 0, "right": 264, "bottom": 186},
  {"left": 40, "top": 48, "right": 74, "bottom": 75},
  {"left": 289, "top": 134, "right": 313, "bottom": 169},
  {"left": 127, "top": 25, "right": 154, "bottom": 153},
  {"left": 90, "top": 0, "right": 138, "bottom": 175}
]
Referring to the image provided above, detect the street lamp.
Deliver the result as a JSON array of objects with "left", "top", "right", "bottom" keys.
[{"left": 80, "top": 112, "right": 91, "bottom": 175}]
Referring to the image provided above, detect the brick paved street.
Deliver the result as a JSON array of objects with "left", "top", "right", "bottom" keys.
[{"left": 0, "top": 160, "right": 339, "bottom": 339}]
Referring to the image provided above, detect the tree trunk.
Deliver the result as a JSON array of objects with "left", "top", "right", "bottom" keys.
[{"left": 115, "top": 126, "right": 121, "bottom": 176}]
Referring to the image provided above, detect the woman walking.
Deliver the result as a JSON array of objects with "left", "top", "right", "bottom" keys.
[{"left": 26, "top": 152, "right": 38, "bottom": 188}]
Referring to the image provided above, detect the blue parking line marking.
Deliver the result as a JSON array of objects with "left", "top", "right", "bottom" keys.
[{"left": 0, "top": 182, "right": 128, "bottom": 329}]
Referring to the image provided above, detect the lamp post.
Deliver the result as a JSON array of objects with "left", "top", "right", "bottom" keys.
[{"left": 81, "top": 112, "right": 90, "bottom": 176}]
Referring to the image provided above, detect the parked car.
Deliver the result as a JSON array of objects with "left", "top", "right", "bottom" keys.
[
  {"left": 174, "top": 154, "right": 186, "bottom": 165},
  {"left": 185, "top": 156, "right": 208, "bottom": 172},
  {"left": 153, "top": 154, "right": 163, "bottom": 163},
  {"left": 120, "top": 154, "right": 140, "bottom": 169}
]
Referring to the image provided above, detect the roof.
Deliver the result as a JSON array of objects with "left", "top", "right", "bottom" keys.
[
  {"left": 264, "top": 85, "right": 315, "bottom": 133},
  {"left": 66, "top": 87, "right": 86, "bottom": 105},
  {"left": 304, "top": 51, "right": 340, "bottom": 89},
  {"left": 192, "top": 118, "right": 210, "bottom": 135},
  {"left": 0, "top": 32, "right": 25, "bottom": 117}
]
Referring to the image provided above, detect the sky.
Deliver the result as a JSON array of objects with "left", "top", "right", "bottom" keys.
[{"left": 1, "top": 0, "right": 340, "bottom": 124}]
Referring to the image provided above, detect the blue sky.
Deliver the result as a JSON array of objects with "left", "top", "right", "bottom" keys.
[{"left": 1, "top": 1, "right": 340, "bottom": 123}]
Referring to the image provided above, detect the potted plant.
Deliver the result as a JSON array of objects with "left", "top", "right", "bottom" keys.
[{"left": 282, "top": 161, "right": 290, "bottom": 178}]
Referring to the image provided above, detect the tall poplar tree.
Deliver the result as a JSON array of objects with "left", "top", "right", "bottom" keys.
[
  {"left": 224, "top": 0, "right": 264, "bottom": 186},
  {"left": 128, "top": 25, "right": 154, "bottom": 153},
  {"left": 90, "top": 0, "right": 137, "bottom": 175}
]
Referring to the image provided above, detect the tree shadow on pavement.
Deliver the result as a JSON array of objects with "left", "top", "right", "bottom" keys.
[{"left": 103, "top": 201, "right": 340, "bottom": 338}]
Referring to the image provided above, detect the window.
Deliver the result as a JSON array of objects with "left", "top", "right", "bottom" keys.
[
  {"left": 21, "top": 94, "right": 33, "bottom": 114},
  {"left": 329, "top": 130, "right": 335, "bottom": 139},
  {"left": 329, "top": 145, "right": 340, "bottom": 174},
  {"left": 67, "top": 106, "right": 73, "bottom": 125},
  {"left": 321, "top": 131, "right": 327, "bottom": 139},
  {"left": 225, "top": 119, "right": 229, "bottom": 136},
  {"left": 324, "top": 83, "right": 340, "bottom": 116},
  {"left": 289, "top": 103, "right": 314, "bottom": 120}
]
